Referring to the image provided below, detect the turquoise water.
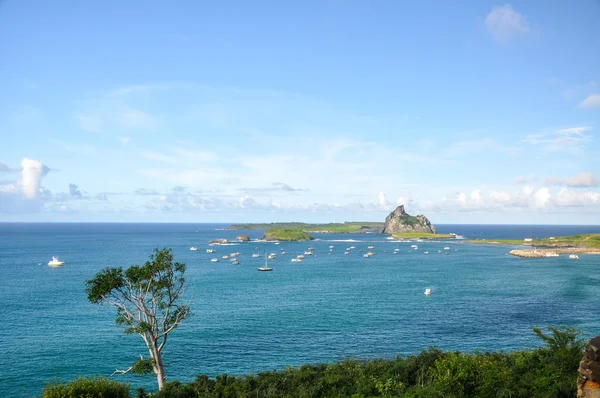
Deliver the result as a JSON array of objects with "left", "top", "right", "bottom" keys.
[{"left": 1, "top": 223, "right": 599, "bottom": 397}]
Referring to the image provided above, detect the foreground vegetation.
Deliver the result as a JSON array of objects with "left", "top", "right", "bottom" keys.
[
  {"left": 229, "top": 222, "right": 384, "bottom": 233},
  {"left": 469, "top": 233, "right": 600, "bottom": 249},
  {"left": 42, "top": 326, "right": 584, "bottom": 397},
  {"left": 262, "top": 229, "right": 314, "bottom": 241},
  {"left": 392, "top": 232, "right": 456, "bottom": 239}
]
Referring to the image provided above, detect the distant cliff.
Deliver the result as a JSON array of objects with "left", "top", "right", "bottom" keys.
[{"left": 380, "top": 205, "right": 436, "bottom": 235}]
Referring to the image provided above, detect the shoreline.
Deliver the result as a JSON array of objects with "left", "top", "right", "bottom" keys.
[{"left": 508, "top": 248, "right": 600, "bottom": 258}]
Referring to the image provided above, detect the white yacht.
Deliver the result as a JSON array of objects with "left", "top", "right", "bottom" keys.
[
  {"left": 189, "top": 247, "right": 198, "bottom": 251},
  {"left": 48, "top": 256, "right": 64, "bottom": 267},
  {"left": 411, "top": 244, "right": 418, "bottom": 249},
  {"left": 424, "top": 288, "right": 432, "bottom": 296},
  {"left": 444, "top": 247, "right": 450, "bottom": 250},
  {"left": 257, "top": 255, "right": 272, "bottom": 272},
  {"left": 252, "top": 253, "right": 260, "bottom": 258},
  {"left": 210, "top": 258, "right": 219, "bottom": 262},
  {"left": 206, "top": 248, "right": 214, "bottom": 253},
  {"left": 291, "top": 258, "right": 302, "bottom": 263},
  {"left": 569, "top": 254, "right": 579, "bottom": 259},
  {"left": 545, "top": 252, "right": 559, "bottom": 257}
]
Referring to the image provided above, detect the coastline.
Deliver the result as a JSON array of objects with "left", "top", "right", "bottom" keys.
[{"left": 509, "top": 248, "right": 600, "bottom": 258}]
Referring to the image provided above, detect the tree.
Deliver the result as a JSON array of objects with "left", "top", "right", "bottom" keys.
[{"left": 85, "top": 248, "right": 190, "bottom": 390}]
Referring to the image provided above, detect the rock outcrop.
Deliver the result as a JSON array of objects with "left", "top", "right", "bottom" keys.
[
  {"left": 235, "top": 234, "right": 250, "bottom": 242},
  {"left": 208, "top": 238, "right": 228, "bottom": 245},
  {"left": 380, "top": 205, "right": 436, "bottom": 235},
  {"left": 578, "top": 336, "right": 600, "bottom": 398}
]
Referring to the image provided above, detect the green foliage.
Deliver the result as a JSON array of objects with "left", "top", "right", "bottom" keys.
[
  {"left": 470, "top": 234, "right": 600, "bottom": 248},
  {"left": 229, "top": 222, "right": 384, "bottom": 233},
  {"left": 263, "top": 229, "right": 314, "bottom": 241},
  {"left": 393, "top": 232, "right": 455, "bottom": 239},
  {"left": 132, "top": 358, "right": 155, "bottom": 375},
  {"left": 41, "top": 376, "right": 130, "bottom": 398},
  {"left": 141, "top": 326, "right": 584, "bottom": 397}
]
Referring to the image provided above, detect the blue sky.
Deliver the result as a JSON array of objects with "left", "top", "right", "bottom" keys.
[{"left": 1, "top": 1, "right": 599, "bottom": 224}]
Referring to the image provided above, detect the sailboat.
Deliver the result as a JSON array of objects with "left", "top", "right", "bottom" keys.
[{"left": 257, "top": 252, "right": 273, "bottom": 272}]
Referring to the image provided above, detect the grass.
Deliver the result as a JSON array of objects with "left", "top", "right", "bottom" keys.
[
  {"left": 262, "top": 229, "right": 314, "bottom": 241},
  {"left": 393, "top": 232, "right": 455, "bottom": 239},
  {"left": 468, "top": 233, "right": 600, "bottom": 248}
]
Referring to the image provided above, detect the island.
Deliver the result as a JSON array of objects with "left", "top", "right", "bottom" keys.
[
  {"left": 380, "top": 205, "right": 449, "bottom": 239},
  {"left": 228, "top": 222, "right": 383, "bottom": 233},
  {"left": 469, "top": 234, "right": 600, "bottom": 257},
  {"left": 262, "top": 229, "right": 314, "bottom": 241},
  {"left": 226, "top": 206, "right": 455, "bottom": 240}
]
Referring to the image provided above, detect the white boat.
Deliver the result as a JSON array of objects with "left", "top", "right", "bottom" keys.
[
  {"left": 545, "top": 252, "right": 559, "bottom": 257},
  {"left": 363, "top": 253, "right": 370, "bottom": 258},
  {"left": 48, "top": 256, "right": 64, "bottom": 267},
  {"left": 569, "top": 254, "right": 579, "bottom": 259},
  {"left": 350, "top": 246, "right": 356, "bottom": 249},
  {"left": 189, "top": 247, "right": 198, "bottom": 251},
  {"left": 291, "top": 258, "right": 302, "bottom": 263},
  {"left": 329, "top": 245, "right": 334, "bottom": 249},
  {"left": 252, "top": 253, "right": 260, "bottom": 258},
  {"left": 424, "top": 288, "right": 431, "bottom": 296},
  {"left": 206, "top": 249, "right": 214, "bottom": 253},
  {"left": 231, "top": 259, "right": 239, "bottom": 265},
  {"left": 257, "top": 254, "right": 273, "bottom": 272},
  {"left": 444, "top": 247, "right": 450, "bottom": 250},
  {"left": 210, "top": 258, "right": 219, "bottom": 262},
  {"left": 344, "top": 251, "right": 350, "bottom": 255},
  {"left": 423, "top": 251, "right": 429, "bottom": 254},
  {"left": 411, "top": 244, "right": 418, "bottom": 249},
  {"left": 367, "top": 245, "right": 374, "bottom": 249},
  {"left": 304, "top": 251, "right": 313, "bottom": 255}
]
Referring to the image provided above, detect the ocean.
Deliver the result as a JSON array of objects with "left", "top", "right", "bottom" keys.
[{"left": 1, "top": 223, "right": 599, "bottom": 397}]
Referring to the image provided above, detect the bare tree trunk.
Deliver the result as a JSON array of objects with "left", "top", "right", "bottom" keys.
[
  {"left": 155, "top": 353, "right": 166, "bottom": 390},
  {"left": 149, "top": 340, "right": 166, "bottom": 390}
]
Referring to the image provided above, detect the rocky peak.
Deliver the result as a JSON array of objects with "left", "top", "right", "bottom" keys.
[{"left": 380, "top": 206, "right": 436, "bottom": 235}]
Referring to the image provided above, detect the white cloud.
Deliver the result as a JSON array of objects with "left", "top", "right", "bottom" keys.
[
  {"left": 554, "top": 188, "right": 600, "bottom": 207},
  {"left": 485, "top": 4, "right": 530, "bottom": 43},
  {"left": 470, "top": 189, "right": 482, "bottom": 205},
  {"left": 377, "top": 192, "right": 388, "bottom": 210},
  {"left": 19, "top": 158, "right": 50, "bottom": 199},
  {"left": 534, "top": 187, "right": 550, "bottom": 208},
  {"left": 546, "top": 172, "right": 599, "bottom": 188},
  {"left": 522, "top": 127, "right": 591, "bottom": 154},
  {"left": 514, "top": 174, "right": 537, "bottom": 184},
  {"left": 118, "top": 107, "right": 156, "bottom": 130},
  {"left": 579, "top": 94, "right": 600, "bottom": 108},
  {"left": 76, "top": 114, "right": 103, "bottom": 133},
  {"left": 396, "top": 196, "right": 414, "bottom": 207}
]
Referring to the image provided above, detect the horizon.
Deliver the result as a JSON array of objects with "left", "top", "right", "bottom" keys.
[
  {"left": 1, "top": 220, "right": 600, "bottom": 227},
  {"left": 1, "top": 1, "right": 599, "bottom": 223}
]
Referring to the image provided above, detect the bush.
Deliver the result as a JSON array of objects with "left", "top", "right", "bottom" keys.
[{"left": 41, "top": 376, "right": 130, "bottom": 398}]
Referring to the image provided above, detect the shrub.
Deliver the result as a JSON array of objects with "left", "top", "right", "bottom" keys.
[{"left": 41, "top": 376, "right": 130, "bottom": 398}]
